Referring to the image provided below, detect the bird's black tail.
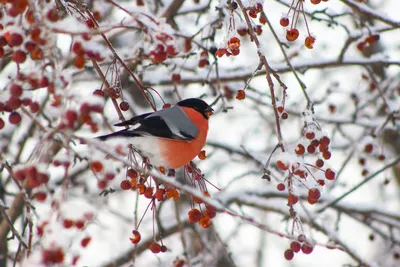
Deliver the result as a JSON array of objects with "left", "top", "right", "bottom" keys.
[{"left": 97, "top": 129, "right": 141, "bottom": 141}]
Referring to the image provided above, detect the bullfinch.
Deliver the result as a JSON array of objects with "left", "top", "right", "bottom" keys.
[{"left": 98, "top": 98, "right": 213, "bottom": 169}]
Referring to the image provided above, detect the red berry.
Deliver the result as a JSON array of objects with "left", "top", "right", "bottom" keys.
[
  {"left": 130, "top": 230, "right": 141, "bottom": 244},
  {"left": 63, "top": 219, "right": 73, "bottom": 229},
  {"left": 80, "top": 237, "right": 91, "bottom": 247},
  {"left": 295, "top": 144, "right": 305, "bottom": 155},
  {"left": 10, "top": 84, "right": 23, "bottom": 97},
  {"left": 277, "top": 183, "right": 286, "bottom": 191},
  {"left": 0, "top": 118, "right": 4, "bottom": 130},
  {"left": 9, "top": 111, "right": 22, "bottom": 124},
  {"left": 284, "top": 249, "right": 294, "bottom": 260},
  {"left": 120, "top": 180, "right": 131, "bottom": 190},
  {"left": 305, "top": 131, "right": 315, "bottom": 140},
  {"left": 310, "top": 0, "right": 321, "bottom": 4},
  {"left": 301, "top": 242, "right": 314, "bottom": 254},
  {"left": 149, "top": 242, "right": 161, "bottom": 254},
  {"left": 75, "top": 220, "right": 85, "bottom": 229},
  {"left": 119, "top": 101, "right": 129, "bottom": 111},
  {"left": 188, "top": 209, "right": 202, "bottom": 223},
  {"left": 97, "top": 180, "right": 107, "bottom": 190},
  {"left": 298, "top": 234, "right": 307, "bottom": 243},
  {"left": 160, "top": 245, "right": 167, "bottom": 252},
  {"left": 127, "top": 168, "right": 138, "bottom": 179},
  {"left": 248, "top": 9, "right": 257, "bottom": 18},
  {"left": 172, "top": 73, "right": 181, "bottom": 83},
  {"left": 364, "top": 143, "right": 373, "bottom": 153},
  {"left": 42, "top": 248, "right": 64, "bottom": 264},
  {"left": 288, "top": 194, "right": 298, "bottom": 205},
  {"left": 305, "top": 36, "right": 316, "bottom": 49},
  {"left": 290, "top": 241, "right": 301, "bottom": 253},
  {"left": 320, "top": 136, "right": 330, "bottom": 146},
  {"left": 286, "top": 29, "right": 299, "bottom": 42},
  {"left": 280, "top": 17, "right": 289, "bottom": 27},
  {"left": 91, "top": 161, "right": 103, "bottom": 173},
  {"left": 35, "top": 192, "right": 47, "bottom": 202},
  {"left": 277, "top": 160, "right": 289, "bottom": 171},
  {"left": 325, "top": 168, "right": 335, "bottom": 180},
  {"left": 66, "top": 110, "right": 78, "bottom": 123},
  {"left": 30, "top": 102, "right": 40, "bottom": 113},
  {"left": 7, "top": 96, "right": 22, "bottom": 110},
  {"left": 12, "top": 50, "right": 27, "bottom": 63},
  {"left": 281, "top": 112, "right": 288, "bottom": 119},
  {"left": 308, "top": 188, "right": 321, "bottom": 201},
  {"left": 316, "top": 159, "right": 324, "bottom": 168},
  {"left": 7, "top": 32, "right": 23, "bottom": 47},
  {"left": 307, "top": 145, "right": 315, "bottom": 154},
  {"left": 236, "top": 90, "right": 246, "bottom": 100},
  {"left": 322, "top": 151, "right": 331, "bottom": 160}
]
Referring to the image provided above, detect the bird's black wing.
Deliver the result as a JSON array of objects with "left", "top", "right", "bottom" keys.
[
  {"left": 98, "top": 113, "right": 195, "bottom": 141},
  {"left": 134, "top": 116, "right": 195, "bottom": 141}
]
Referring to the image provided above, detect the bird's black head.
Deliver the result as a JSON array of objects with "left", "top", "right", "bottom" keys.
[{"left": 177, "top": 98, "right": 214, "bottom": 119}]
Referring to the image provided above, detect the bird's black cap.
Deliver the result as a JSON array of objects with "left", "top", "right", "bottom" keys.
[{"left": 177, "top": 98, "right": 213, "bottom": 119}]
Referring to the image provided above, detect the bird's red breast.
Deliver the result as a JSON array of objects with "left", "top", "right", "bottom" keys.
[{"left": 158, "top": 107, "right": 209, "bottom": 169}]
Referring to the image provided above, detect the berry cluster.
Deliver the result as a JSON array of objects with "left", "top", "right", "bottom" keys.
[
  {"left": 185, "top": 163, "right": 217, "bottom": 229},
  {"left": 37, "top": 210, "right": 94, "bottom": 265},
  {"left": 89, "top": 160, "right": 117, "bottom": 189},
  {"left": 13, "top": 165, "right": 49, "bottom": 189},
  {"left": 72, "top": 40, "right": 105, "bottom": 69},
  {"left": 148, "top": 32, "right": 178, "bottom": 63},
  {"left": 284, "top": 234, "right": 314, "bottom": 260},
  {"left": 215, "top": 37, "right": 241, "bottom": 58},
  {"left": 279, "top": 0, "right": 328, "bottom": 48}
]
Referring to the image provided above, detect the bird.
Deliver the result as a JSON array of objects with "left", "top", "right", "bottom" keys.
[{"left": 97, "top": 98, "right": 213, "bottom": 169}]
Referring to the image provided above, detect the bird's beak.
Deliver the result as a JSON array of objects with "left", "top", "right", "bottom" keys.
[{"left": 205, "top": 107, "right": 214, "bottom": 118}]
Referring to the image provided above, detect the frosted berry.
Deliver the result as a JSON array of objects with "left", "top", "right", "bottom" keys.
[
  {"left": 295, "top": 144, "right": 305, "bottom": 155},
  {"left": 236, "top": 90, "right": 246, "bottom": 100},
  {"left": 305, "top": 36, "right": 316, "bottom": 49},
  {"left": 308, "top": 188, "right": 321, "bottom": 202},
  {"left": 12, "top": 50, "right": 27, "bottom": 63},
  {"left": 277, "top": 160, "right": 289, "bottom": 171},
  {"left": 130, "top": 230, "right": 141, "bottom": 244},
  {"left": 188, "top": 208, "right": 202, "bottom": 223},
  {"left": 286, "top": 29, "right": 299, "bottom": 42},
  {"left": 301, "top": 242, "right": 314, "bottom": 254}
]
